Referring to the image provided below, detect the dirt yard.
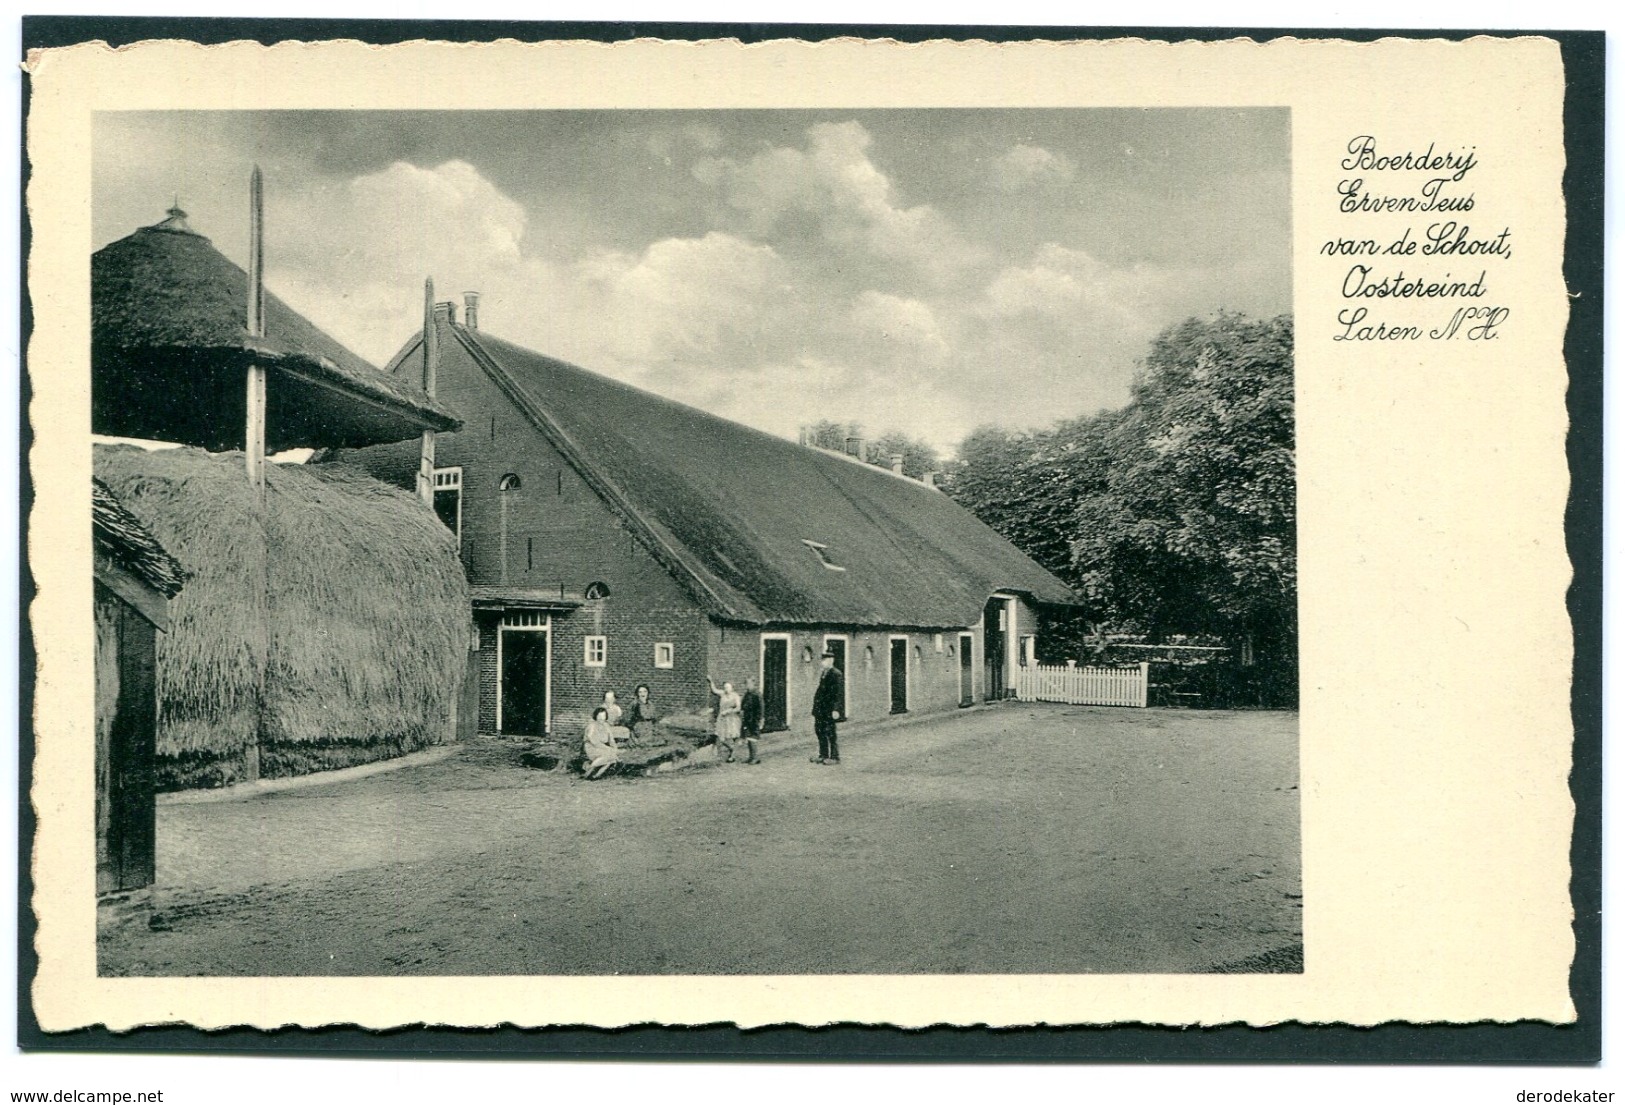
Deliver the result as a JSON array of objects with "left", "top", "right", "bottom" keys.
[{"left": 98, "top": 703, "right": 1301, "bottom": 975}]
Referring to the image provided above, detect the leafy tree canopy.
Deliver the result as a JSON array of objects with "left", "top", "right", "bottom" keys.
[{"left": 949, "top": 312, "right": 1295, "bottom": 652}]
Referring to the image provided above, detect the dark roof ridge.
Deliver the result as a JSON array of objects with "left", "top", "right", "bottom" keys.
[{"left": 457, "top": 326, "right": 945, "bottom": 495}]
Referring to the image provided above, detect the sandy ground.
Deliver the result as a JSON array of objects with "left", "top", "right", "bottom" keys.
[{"left": 99, "top": 703, "right": 1301, "bottom": 975}]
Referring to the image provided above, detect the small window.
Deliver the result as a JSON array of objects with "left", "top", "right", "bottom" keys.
[
  {"left": 948, "top": 644, "right": 956, "bottom": 658},
  {"left": 863, "top": 645, "right": 875, "bottom": 667},
  {"left": 802, "top": 645, "right": 816, "bottom": 664},
  {"left": 915, "top": 645, "right": 924, "bottom": 662},
  {"left": 585, "top": 581, "right": 611, "bottom": 600},
  {"left": 499, "top": 473, "right": 522, "bottom": 491},
  {"left": 584, "top": 636, "right": 606, "bottom": 667},
  {"left": 800, "top": 539, "right": 847, "bottom": 572},
  {"left": 432, "top": 467, "right": 463, "bottom": 543},
  {"left": 654, "top": 642, "right": 674, "bottom": 669},
  {"left": 934, "top": 633, "right": 944, "bottom": 653}
]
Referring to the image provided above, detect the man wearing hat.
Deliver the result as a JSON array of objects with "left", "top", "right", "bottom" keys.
[{"left": 810, "top": 649, "right": 845, "bottom": 765}]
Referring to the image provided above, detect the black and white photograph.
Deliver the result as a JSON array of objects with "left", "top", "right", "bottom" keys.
[{"left": 86, "top": 106, "right": 1299, "bottom": 977}]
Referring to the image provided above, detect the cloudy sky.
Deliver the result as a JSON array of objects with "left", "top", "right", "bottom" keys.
[{"left": 94, "top": 109, "right": 1289, "bottom": 454}]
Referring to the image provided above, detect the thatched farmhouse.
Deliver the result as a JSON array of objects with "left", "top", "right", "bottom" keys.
[
  {"left": 94, "top": 479, "right": 185, "bottom": 893},
  {"left": 92, "top": 194, "right": 470, "bottom": 791},
  {"left": 334, "top": 297, "right": 1077, "bottom": 740}
]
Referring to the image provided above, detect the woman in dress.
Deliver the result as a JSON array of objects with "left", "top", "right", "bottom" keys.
[
  {"left": 708, "top": 678, "right": 742, "bottom": 764},
  {"left": 581, "top": 707, "right": 620, "bottom": 779},
  {"left": 626, "top": 684, "right": 659, "bottom": 746}
]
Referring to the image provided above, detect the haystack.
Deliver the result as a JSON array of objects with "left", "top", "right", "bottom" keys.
[{"left": 94, "top": 444, "right": 470, "bottom": 789}]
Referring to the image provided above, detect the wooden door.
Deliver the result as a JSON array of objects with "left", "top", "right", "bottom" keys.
[
  {"left": 500, "top": 630, "right": 549, "bottom": 735},
  {"left": 889, "top": 637, "right": 909, "bottom": 714},
  {"left": 983, "top": 599, "right": 1007, "bottom": 700},
  {"left": 106, "top": 604, "right": 157, "bottom": 894},
  {"left": 959, "top": 633, "right": 975, "bottom": 706},
  {"left": 761, "top": 637, "right": 789, "bottom": 732}
]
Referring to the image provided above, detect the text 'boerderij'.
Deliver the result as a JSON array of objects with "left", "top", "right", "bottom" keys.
[{"left": 1324, "top": 135, "right": 1510, "bottom": 343}]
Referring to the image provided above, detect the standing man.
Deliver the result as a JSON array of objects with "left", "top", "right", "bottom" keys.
[{"left": 810, "top": 650, "right": 844, "bottom": 765}]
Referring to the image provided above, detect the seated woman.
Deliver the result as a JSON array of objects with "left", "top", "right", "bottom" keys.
[{"left": 581, "top": 706, "right": 621, "bottom": 779}]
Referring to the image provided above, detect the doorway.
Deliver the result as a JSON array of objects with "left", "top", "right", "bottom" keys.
[
  {"left": 760, "top": 635, "right": 790, "bottom": 732},
  {"left": 823, "top": 635, "right": 848, "bottom": 719},
  {"left": 499, "top": 622, "right": 550, "bottom": 736},
  {"left": 983, "top": 598, "right": 1009, "bottom": 700},
  {"left": 959, "top": 632, "right": 975, "bottom": 707},
  {"left": 889, "top": 636, "right": 909, "bottom": 714}
]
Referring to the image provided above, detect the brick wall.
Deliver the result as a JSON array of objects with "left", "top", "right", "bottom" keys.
[
  {"left": 346, "top": 328, "right": 715, "bottom": 738},
  {"left": 706, "top": 621, "right": 991, "bottom": 740}
]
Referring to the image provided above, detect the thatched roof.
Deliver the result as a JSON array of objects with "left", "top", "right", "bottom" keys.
[
  {"left": 94, "top": 444, "right": 470, "bottom": 788},
  {"left": 92, "top": 211, "right": 461, "bottom": 451},
  {"left": 93, "top": 477, "right": 186, "bottom": 598},
  {"left": 382, "top": 318, "right": 1077, "bottom": 629}
]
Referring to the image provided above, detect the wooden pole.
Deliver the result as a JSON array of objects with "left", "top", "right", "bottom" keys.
[
  {"left": 246, "top": 165, "right": 267, "bottom": 502},
  {"left": 245, "top": 164, "right": 269, "bottom": 783},
  {"left": 418, "top": 278, "right": 437, "bottom": 506}
]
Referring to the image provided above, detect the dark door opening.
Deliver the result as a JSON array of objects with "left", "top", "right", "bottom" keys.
[
  {"left": 825, "top": 638, "right": 848, "bottom": 719},
  {"left": 761, "top": 637, "right": 789, "bottom": 732},
  {"left": 889, "top": 637, "right": 909, "bottom": 714},
  {"left": 104, "top": 609, "right": 157, "bottom": 894},
  {"left": 959, "top": 633, "right": 975, "bottom": 707},
  {"left": 983, "top": 599, "right": 1008, "bottom": 700},
  {"left": 500, "top": 630, "right": 549, "bottom": 736}
]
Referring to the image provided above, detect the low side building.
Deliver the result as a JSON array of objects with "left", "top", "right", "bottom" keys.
[{"left": 93, "top": 479, "right": 186, "bottom": 894}]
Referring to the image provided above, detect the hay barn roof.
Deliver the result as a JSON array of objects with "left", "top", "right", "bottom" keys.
[
  {"left": 93, "top": 477, "right": 186, "bottom": 598},
  {"left": 92, "top": 211, "right": 461, "bottom": 451},
  {"left": 388, "top": 317, "right": 1077, "bottom": 629},
  {"left": 94, "top": 444, "right": 470, "bottom": 784}
]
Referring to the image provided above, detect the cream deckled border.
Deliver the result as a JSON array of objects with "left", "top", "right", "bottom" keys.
[{"left": 26, "top": 34, "right": 1574, "bottom": 1031}]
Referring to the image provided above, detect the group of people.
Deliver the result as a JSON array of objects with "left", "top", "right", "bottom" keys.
[
  {"left": 580, "top": 684, "right": 660, "bottom": 780},
  {"left": 578, "top": 649, "right": 847, "bottom": 779}
]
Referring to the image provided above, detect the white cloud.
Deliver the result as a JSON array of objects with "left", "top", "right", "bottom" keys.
[
  {"left": 572, "top": 232, "right": 793, "bottom": 366},
  {"left": 694, "top": 121, "right": 980, "bottom": 283},
  {"left": 266, "top": 160, "right": 548, "bottom": 363},
  {"left": 848, "top": 290, "right": 951, "bottom": 361},
  {"left": 991, "top": 144, "right": 1077, "bottom": 192}
]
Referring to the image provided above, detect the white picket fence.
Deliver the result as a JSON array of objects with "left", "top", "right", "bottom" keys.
[{"left": 1015, "top": 661, "right": 1149, "bottom": 708}]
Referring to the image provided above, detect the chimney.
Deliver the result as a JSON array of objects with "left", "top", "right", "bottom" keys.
[
  {"left": 890, "top": 453, "right": 905, "bottom": 476},
  {"left": 434, "top": 301, "right": 456, "bottom": 324},
  {"left": 845, "top": 424, "right": 865, "bottom": 460},
  {"left": 796, "top": 425, "right": 808, "bottom": 447},
  {"left": 924, "top": 471, "right": 938, "bottom": 489},
  {"left": 464, "top": 291, "right": 480, "bottom": 330}
]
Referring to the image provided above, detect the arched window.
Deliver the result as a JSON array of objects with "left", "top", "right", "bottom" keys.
[
  {"left": 863, "top": 645, "right": 875, "bottom": 667},
  {"left": 499, "top": 473, "right": 522, "bottom": 491},
  {"left": 584, "top": 581, "right": 610, "bottom": 600},
  {"left": 802, "top": 645, "right": 816, "bottom": 664}
]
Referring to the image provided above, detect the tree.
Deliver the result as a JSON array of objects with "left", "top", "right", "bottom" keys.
[
  {"left": 946, "top": 311, "right": 1295, "bottom": 678},
  {"left": 1070, "top": 312, "right": 1295, "bottom": 653},
  {"left": 803, "top": 420, "right": 941, "bottom": 480},
  {"left": 867, "top": 430, "right": 941, "bottom": 481}
]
